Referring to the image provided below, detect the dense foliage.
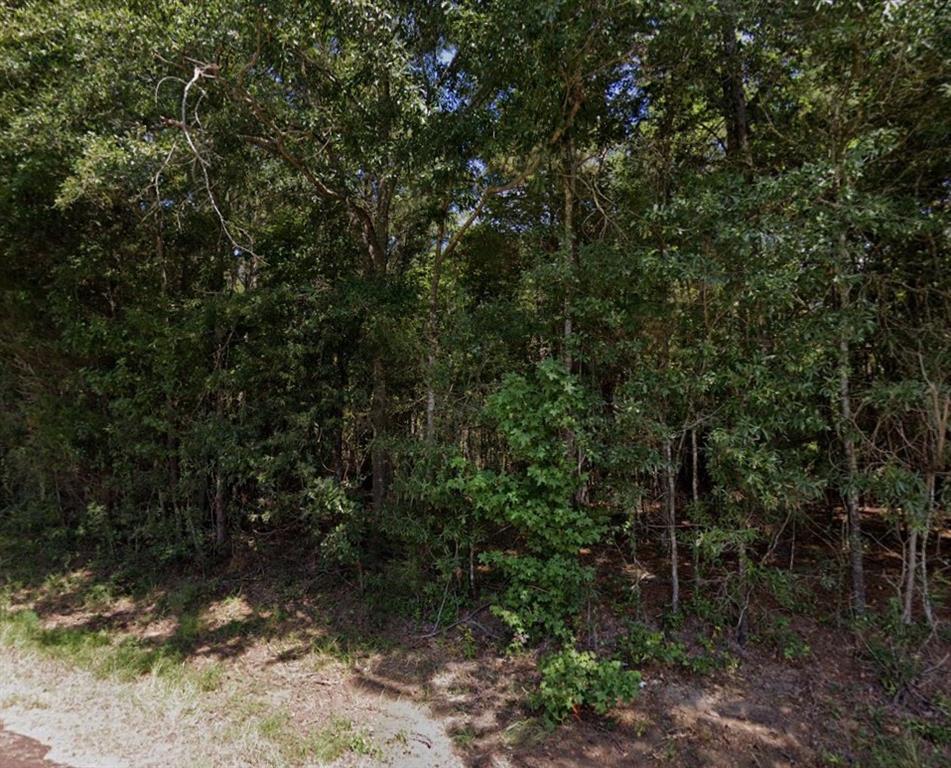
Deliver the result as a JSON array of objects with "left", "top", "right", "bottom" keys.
[{"left": 1, "top": 0, "right": 948, "bottom": 713}]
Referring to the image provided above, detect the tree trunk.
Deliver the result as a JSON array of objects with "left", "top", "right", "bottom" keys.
[
  {"left": 837, "top": 276, "right": 866, "bottom": 615},
  {"left": 719, "top": 0, "right": 751, "bottom": 166},
  {"left": 425, "top": 349, "right": 436, "bottom": 443},
  {"left": 213, "top": 467, "right": 226, "bottom": 549},
  {"left": 664, "top": 437, "right": 680, "bottom": 613},
  {"left": 737, "top": 535, "right": 749, "bottom": 644},
  {"left": 371, "top": 354, "right": 388, "bottom": 515},
  {"left": 562, "top": 140, "right": 576, "bottom": 372},
  {"left": 919, "top": 374, "right": 946, "bottom": 627},
  {"left": 902, "top": 525, "right": 917, "bottom": 624},
  {"left": 425, "top": 225, "right": 445, "bottom": 444},
  {"left": 691, "top": 428, "right": 701, "bottom": 593},
  {"left": 691, "top": 427, "right": 700, "bottom": 504},
  {"left": 920, "top": 471, "right": 936, "bottom": 627}
]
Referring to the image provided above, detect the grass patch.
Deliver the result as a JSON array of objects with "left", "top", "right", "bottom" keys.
[
  {"left": 863, "top": 729, "right": 944, "bottom": 768},
  {"left": 252, "top": 710, "right": 383, "bottom": 764},
  {"left": 81, "top": 581, "right": 120, "bottom": 611},
  {"left": 451, "top": 724, "right": 477, "bottom": 748},
  {"left": 0, "top": 605, "right": 217, "bottom": 690},
  {"left": 0, "top": 692, "right": 47, "bottom": 710},
  {"left": 311, "top": 632, "right": 385, "bottom": 667},
  {"left": 503, "top": 717, "right": 551, "bottom": 748},
  {"left": 758, "top": 615, "right": 811, "bottom": 662},
  {"left": 196, "top": 662, "right": 225, "bottom": 692},
  {"left": 308, "top": 717, "right": 382, "bottom": 762}
]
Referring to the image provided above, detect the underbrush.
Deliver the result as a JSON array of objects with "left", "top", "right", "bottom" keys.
[
  {"left": 2, "top": 527, "right": 947, "bottom": 768},
  {"left": 533, "top": 646, "right": 641, "bottom": 723},
  {"left": 853, "top": 601, "right": 946, "bottom": 701},
  {"left": 618, "top": 620, "right": 736, "bottom": 674},
  {"left": 848, "top": 713, "right": 951, "bottom": 768}
]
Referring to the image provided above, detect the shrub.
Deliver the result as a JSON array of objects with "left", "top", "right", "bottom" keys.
[
  {"left": 462, "top": 361, "right": 604, "bottom": 642},
  {"left": 619, "top": 621, "right": 725, "bottom": 674},
  {"left": 533, "top": 647, "right": 640, "bottom": 723}
]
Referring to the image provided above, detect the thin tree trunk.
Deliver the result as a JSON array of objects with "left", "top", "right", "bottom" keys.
[
  {"left": 919, "top": 370, "right": 946, "bottom": 627},
  {"left": 425, "top": 220, "right": 446, "bottom": 443},
  {"left": 562, "top": 139, "right": 587, "bottom": 503},
  {"left": 371, "top": 354, "right": 388, "bottom": 515},
  {"left": 837, "top": 276, "right": 866, "bottom": 615},
  {"left": 902, "top": 525, "right": 917, "bottom": 624},
  {"left": 664, "top": 437, "right": 680, "bottom": 613},
  {"left": 789, "top": 520, "right": 796, "bottom": 571},
  {"left": 425, "top": 349, "right": 436, "bottom": 443},
  {"left": 719, "top": 0, "right": 751, "bottom": 167},
  {"left": 333, "top": 351, "right": 347, "bottom": 482},
  {"left": 737, "top": 535, "right": 749, "bottom": 644},
  {"left": 691, "top": 428, "right": 700, "bottom": 504},
  {"left": 691, "top": 428, "right": 702, "bottom": 593},
  {"left": 562, "top": 141, "right": 576, "bottom": 372},
  {"left": 213, "top": 467, "right": 226, "bottom": 549},
  {"left": 469, "top": 537, "right": 476, "bottom": 595},
  {"left": 920, "top": 471, "right": 936, "bottom": 627}
]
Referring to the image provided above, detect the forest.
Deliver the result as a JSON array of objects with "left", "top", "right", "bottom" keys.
[{"left": 0, "top": 1, "right": 949, "bottom": 766}]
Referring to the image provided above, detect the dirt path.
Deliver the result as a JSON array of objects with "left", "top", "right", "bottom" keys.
[
  {"left": 0, "top": 726, "right": 75, "bottom": 768},
  {"left": 0, "top": 642, "right": 462, "bottom": 768}
]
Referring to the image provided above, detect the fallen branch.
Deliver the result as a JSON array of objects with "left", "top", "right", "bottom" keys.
[{"left": 416, "top": 603, "right": 492, "bottom": 639}]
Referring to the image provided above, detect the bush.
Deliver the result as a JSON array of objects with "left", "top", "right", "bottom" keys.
[
  {"left": 483, "top": 552, "right": 593, "bottom": 643},
  {"left": 619, "top": 621, "right": 724, "bottom": 674},
  {"left": 533, "top": 647, "right": 640, "bottom": 723},
  {"left": 462, "top": 361, "right": 604, "bottom": 641}
]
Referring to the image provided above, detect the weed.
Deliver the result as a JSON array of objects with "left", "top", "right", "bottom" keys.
[
  {"left": 631, "top": 716, "right": 651, "bottom": 738},
  {"left": 687, "top": 593, "right": 729, "bottom": 629},
  {"left": 389, "top": 729, "right": 409, "bottom": 747},
  {"left": 0, "top": 693, "right": 47, "bottom": 710},
  {"left": 503, "top": 717, "right": 551, "bottom": 748},
  {"left": 865, "top": 730, "right": 942, "bottom": 768},
  {"left": 856, "top": 706, "right": 947, "bottom": 767},
  {"left": 457, "top": 626, "right": 478, "bottom": 659},
  {"left": 619, "top": 621, "right": 724, "bottom": 674},
  {"left": 176, "top": 612, "right": 203, "bottom": 646},
  {"left": 907, "top": 717, "right": 951, "bottom": 748},
  {"left": 257, "top": 709, "right": 292, "bottom": 740},
  {"left": 308, "top": 717, "right": 382, "bottom": 762},
  {"left": 863, "top": 636, "right": 922, "bottom": 698},
  {"left": 197, "top": 662, "right": 224, "bottom": 692},
  {"left": 452, "top": 724, "right": 476, "bottom": 748},
  {"left": 310, "top": 631, "right": 383, "bottom": 666},
  {"left": 82, "top": 581, "right": 118, "bottom": 611},
  {"left": 102, "top": 637, "right": 184, "bottom": 682},
  {"left": 759, "top": 615, "right": 811, "bottom": 662},
  {"left": 163, "top": 581, "right": 203, "bottom": 615},
  {"left": 761, "top": 567, "right": 809, "bottom": 612},
  {"left": 853, "top": 602, "right": 941, "bottom": 703}
]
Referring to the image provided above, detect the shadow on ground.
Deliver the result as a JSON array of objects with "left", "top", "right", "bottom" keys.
[{"left": 1, "top": 525, "right": 949, "bottom": 768}]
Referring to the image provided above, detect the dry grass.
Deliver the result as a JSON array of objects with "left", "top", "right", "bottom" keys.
[{"left": 0, "top": 583, "right": 461, "bottom": 768}]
